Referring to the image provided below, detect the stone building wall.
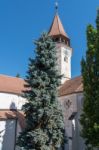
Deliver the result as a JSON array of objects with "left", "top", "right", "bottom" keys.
[{"left": 59, "top": 92, "right": 85, "bottom": 150}]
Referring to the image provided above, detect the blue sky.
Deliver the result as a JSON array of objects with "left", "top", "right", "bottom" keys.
[{"left": 0, "top": 0, "right": 99, "bottom": 78}]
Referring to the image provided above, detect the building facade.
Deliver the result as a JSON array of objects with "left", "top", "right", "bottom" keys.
[
  {"left": 0, "top": 12, "right": 86, "bottom": 150},
  {"left": 0, "top": 75, "right": 26, "bottom": 150},
  {"left": 49, "top": 14, "right": 72, "bottom": 84},
  {"left": 59, "top": 77, "right": 85, "bottom": 150}
]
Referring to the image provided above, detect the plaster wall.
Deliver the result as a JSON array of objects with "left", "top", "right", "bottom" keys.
[
  {"left": 59, "top": 94, "right": 77, "bottom": 150},
  {"left": 0, "top": 119, "right": 16, "bottom": 150},
  {"left": 59, "top": 92, "right": 85, "bottom": 150},
  {"left": 73, "top": 93, "right": 85, "bottom": 150},
  {"left": 15, "top": 121, "right": 22, "bottom": 150},
  {"left": 56, "top": 45, "right": 61, "bottom": 76},
  {"left": 61, "top": 46, "right": 71, "bottom": 80},
  {"left": 56, "top": 44, "right": 72, "bottom": 84},
  {"left": 0, "top": 93, "right": 26, "bottom": 110}
]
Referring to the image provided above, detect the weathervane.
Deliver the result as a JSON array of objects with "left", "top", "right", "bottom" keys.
[{"left": 55, "top": 1, "right": 58, "bottom": 13}]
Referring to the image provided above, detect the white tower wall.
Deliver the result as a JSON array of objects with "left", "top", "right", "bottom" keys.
[{"left": 56, "top": 43, "right": 72, "bottom": 84}]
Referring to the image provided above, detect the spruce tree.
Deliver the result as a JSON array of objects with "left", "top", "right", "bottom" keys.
[
  {"left": 16, "top": 73, "right": 20, "bottom": 78},
  {"left": 80, "top": 10, "right": 99, "bottom": 149},
  {"left": 17, "top": 33, "right": 65, "bottom": 150}
]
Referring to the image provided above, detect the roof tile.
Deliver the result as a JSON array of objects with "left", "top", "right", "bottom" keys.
[
  {"left": 49, "top": 14, "right": 68, "bottom": 38},
  {"left": 0, "top": 75, "right": 83, "bottom": 96},
  {"left": 0, "top": 74, "right": 26, "bottom": 95},
  {"left": 59, "top": 76, "right": 83, "bottom": 96}
]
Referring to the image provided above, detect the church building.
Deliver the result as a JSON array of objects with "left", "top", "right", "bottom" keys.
[{"left": 0, "top": 9, "right": 85, "bottom": 150}]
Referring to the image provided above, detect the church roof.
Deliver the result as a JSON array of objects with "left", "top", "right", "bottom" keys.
[
  {"left": 0, "top": 75, "right": 83, "bottom": 129},
  {"left": 59, "top": 76, "right": 83, "bottom": 97},
  {"left": 0, "top": 74, "right": 25, "bottom": 95},
  {"left": 48, "top": 14, "right": 69, "bottom": 39},
  {"left": 0, "top": 74, "right": 83, "bottom": 96}
]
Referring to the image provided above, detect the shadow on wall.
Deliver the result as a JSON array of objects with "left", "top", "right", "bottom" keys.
[
  {"left": 0, "top": 102, "right": 25, "bottom": 150},
  {"left": 1, "top": 102, "right": 17, "bottom": 150},
  {"left": 10, "top": 102, "right": 17, "bottom": 110}
]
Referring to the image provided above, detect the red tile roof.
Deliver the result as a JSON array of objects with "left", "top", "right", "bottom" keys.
[
  {"left": 0, "top": 74, "right": 26, "bottom": 95},
  {"left": 59, "top": 76, "right": 83, "bottom": 97},
  {"left": 0, "top": 75, "right": 83, "bottom": 96},
  {"left": 49, "top": 14, "right": 69, "bottom": 39}
]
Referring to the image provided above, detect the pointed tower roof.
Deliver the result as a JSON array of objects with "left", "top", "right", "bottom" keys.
[{"left": 49, "top": 14, "right": 69, "bottom": 39}]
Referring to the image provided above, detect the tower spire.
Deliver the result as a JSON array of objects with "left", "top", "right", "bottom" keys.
[
  {"left": 48, "top": 12, "right": 70, "bottom": 45},
  {"left": 55, "top": 1, "right": 58, "bottom": 14},
  {"left": 48, "top": 2, "right": 72, "bottom": 84},
  {"left": 49, "top": 1, "right": 70, "bottom": 43}
]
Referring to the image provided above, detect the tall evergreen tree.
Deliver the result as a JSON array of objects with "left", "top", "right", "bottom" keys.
[
  {"left": 80, "top": 10, "right": 99, "bottom": 149},
  {"left": 17, "top": 33, "right": 66, "bottom": 150}
]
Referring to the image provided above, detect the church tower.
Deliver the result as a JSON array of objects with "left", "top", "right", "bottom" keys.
[{"left": 48, "top": 9, "right": 72, "bottom": 84}]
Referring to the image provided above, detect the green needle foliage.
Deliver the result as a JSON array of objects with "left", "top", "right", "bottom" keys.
[
  {"left": 17, "top": 33, "right": 66, "bottom": 150},
  {"left": 80, "top": 10, "right": 99, "bottom": 150}
]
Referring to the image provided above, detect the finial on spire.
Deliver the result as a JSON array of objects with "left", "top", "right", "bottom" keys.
[{"left": 55, "top": 1, "right": 58, "bottom": 13}]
